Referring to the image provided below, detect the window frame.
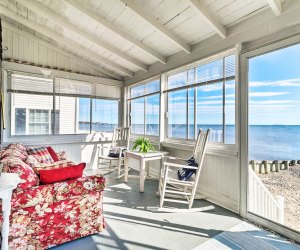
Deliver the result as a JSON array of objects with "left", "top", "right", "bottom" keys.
[
  {"left": 164, "top": 51, "right": 237, "bottom": 146},
  {"left": 128, "top": 77, "right": 161, "bottom": 138},
  {"left": 28, "top": 108, "right": 51, "bottom": 135},
  {"left": 7, "top": 71, "right": 120, "bottom": 137},
  {"left": 240, "top": 33, "right": 300, "bottom": 243}
]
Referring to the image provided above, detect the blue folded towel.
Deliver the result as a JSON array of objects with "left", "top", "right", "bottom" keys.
[{"left": 177, "top": 157, "right": 198, "bottom": 181}]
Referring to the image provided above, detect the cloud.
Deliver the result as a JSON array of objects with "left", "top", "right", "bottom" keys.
[
  {"left": 248, "top": 104, "right": 295, "bottom": 113},
  {"left": 249, "top": 92, "right": 290, "bottom": 97},
  {"left": 249, "top": 78, "right": 300, "bottom": 88},
  {"left": 249, "top": 100, "right": 297, "bottom": 105}
]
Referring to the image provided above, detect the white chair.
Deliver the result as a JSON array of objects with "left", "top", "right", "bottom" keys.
[
  {"left": 159, "top": 129, "right": 210, "bottom": 210},
  {"left": 98, "top": 127, "right": 130, "bottom": 179}
]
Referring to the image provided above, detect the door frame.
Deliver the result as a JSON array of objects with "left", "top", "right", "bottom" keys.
[{"left": 239, "top": 34, "right": 300, "bottom": 242}]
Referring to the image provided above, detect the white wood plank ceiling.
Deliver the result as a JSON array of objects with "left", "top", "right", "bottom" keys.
[{"left": 0, "top": 0, "right": 283, "bottom": 80}]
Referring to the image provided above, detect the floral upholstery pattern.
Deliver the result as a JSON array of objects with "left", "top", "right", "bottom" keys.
[
  {"left": 11, "top": 184, "right": 55, "bottom": 210},
  {"left": 1, "top": 156, "right": 39, "bottom": 190},
  {"left": 1, "top": 149, "right": 27, "bottom": 161},
  {"left": 54, "top": 176, "right": 105, "bottom": 201},
  {"left": 0, "top": 188, "right": 105, "bottom": 249},
  {"left": 7, "top": 143, "right": 27, "bottom": 154},
  {"left": 0, "top": 143, "right": 106, "bottom": 249},
  {"left": 25, "top": 155, "right": 41, "bottom": 169}
]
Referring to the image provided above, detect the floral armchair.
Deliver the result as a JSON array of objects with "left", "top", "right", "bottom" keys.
[{"left": 0, "top": 143, "right": 105, "bottom": 249}]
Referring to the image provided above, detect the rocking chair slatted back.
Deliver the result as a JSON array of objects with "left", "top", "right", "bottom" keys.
[
  {"left": 192, "top": 129, "right": 210, "bottom": 190},
  {"left": 112, "top": 127, "right": 130, "bottom": 149}
]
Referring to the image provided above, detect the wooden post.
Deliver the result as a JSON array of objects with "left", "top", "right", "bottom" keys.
[
  {"left": 274, "top": 160, "right": 280, "bottom": 172},
  {"left": 262, "top": 160, "right": 269, "bottom": 174},
  {"left": 250, "top": 160, "right": 255, "bottom": 172},
  {"left": 259, "top": 161, "right": 263, "bottom": 173},
  {"left": 283, "top": 161, "right": 288, "bottom": 170},
  {"left": 280, "top": 161, "right": 284, "bottom": 170}
]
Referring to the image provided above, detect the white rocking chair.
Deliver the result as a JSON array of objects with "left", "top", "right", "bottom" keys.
[
  {"left": 98, "top": 127, "right": 130, "bottom": 179},
  {"left": 159, "top": 129, "right": 210, "bottom": 211}
]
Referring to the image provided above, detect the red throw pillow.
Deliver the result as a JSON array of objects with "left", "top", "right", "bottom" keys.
[
  {"left": 39, "top": 163, "right": 86, "bottom": 184},
  {"left": 47, "top": 146, "right": 59, "bottom": 162}
]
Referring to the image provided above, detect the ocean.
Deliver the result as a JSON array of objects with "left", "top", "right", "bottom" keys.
[
  {"left": 249, "top": 125, "right": 300, "bottom": 161},
  {"left": 80, "top": 122, "right": 300, "bottom": 161}
]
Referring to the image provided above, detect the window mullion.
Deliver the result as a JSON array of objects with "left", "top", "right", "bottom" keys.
[
  {"left": 52, "top": 78, "right": 56, "bottom": 135},
  {"left": 223, "top": 58, "right": 226, "bottom": 143},
  {"left": 144, "top": 97, "right": 146, "bottom": 135},
  {"left": 186, "top": 88, "right": 189, "bottom": 139},
  {"left": 194, "top": 86, "right": 197, "bottom": 140},
  {"left": 90, "top": 97, "right": 93, "bottom": 134}
]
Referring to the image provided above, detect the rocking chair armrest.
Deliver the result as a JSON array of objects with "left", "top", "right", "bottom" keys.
[
  {"left": 164, "top": 156, "right": 186, "bottom": 162},
  {"left": 117, "top": 146, "right": 128, "bottom": 150},
  {"left": 163, "top": 161, "right": 198, "bottom": 170}
]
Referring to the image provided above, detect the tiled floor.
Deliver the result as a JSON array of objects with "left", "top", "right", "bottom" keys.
[{"left": 51, "top": 171, "right": 299, "bottom": 250}]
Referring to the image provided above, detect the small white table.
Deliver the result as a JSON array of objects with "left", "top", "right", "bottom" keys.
[
  {"left": 124, "top": 151, "right": 168, "bottom": 192},
  {"left": 0, "top": 173, "right": 21, "bottom": 250}
]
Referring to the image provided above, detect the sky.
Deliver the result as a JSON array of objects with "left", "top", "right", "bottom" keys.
[
  {"left": 249, "top": 43, "right": 300, "bottom": 125},
  {"left": 79, "top": 98, "right": 118, "bottom": 124}
]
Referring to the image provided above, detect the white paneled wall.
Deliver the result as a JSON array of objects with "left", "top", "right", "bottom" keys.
[
  {"left": 50, "top": 142, "right": 111, "bottom": 170},
  {"left": 161, "top": 146, "right": 240, "bottom": 213},
  {"left": 1, "top": 23, "right": 106, "bottom": 77}
]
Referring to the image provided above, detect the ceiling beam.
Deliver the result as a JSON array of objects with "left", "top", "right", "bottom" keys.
[
  {"left": 267, "top": 0, "right": 282, "bottom": 16},
  {"left": 0, "top": 6, "right": 134, "bottom": 77},
  {"left": 2, "top": 21, "right": 123, "bottom": 80},
  {"left": 120, "top": 0, "right": 192, "bottom": 54},
  {"left": 15, "top": 0, "right": 148, "bottom": 72},
  {"left": 63, "top": 0, "right": 167, "bottom": 64},
  {"left": 188, "top": 0, "right": 226, "bottom": 39}
]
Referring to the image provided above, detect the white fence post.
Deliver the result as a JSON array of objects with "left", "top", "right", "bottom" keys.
[{"left": 275, "top": 195, "right": 285, "bottom": 224}]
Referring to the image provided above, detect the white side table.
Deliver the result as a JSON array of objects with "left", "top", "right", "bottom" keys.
[
  {"left": 124, "top": 151, "right": 168, "bottom": 192},
  {"left": 0, "top": 173, "right": 21, "bottom": 250}
]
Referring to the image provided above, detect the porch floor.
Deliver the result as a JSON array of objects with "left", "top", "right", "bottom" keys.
[{"left": 51, "top": 171, "right": 300, "bottom": 250}]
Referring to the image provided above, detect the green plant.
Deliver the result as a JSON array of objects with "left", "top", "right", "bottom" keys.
[{"left": 132, "top": 137, "right": 155, "bottom": 153}]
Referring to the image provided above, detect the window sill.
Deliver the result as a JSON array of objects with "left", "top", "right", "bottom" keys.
[
  {"left": 162, "top": 140, "right": 239, "bottom": 158},
  {"left": 2, "top": 132, "right": 114, "bottom": 146}
]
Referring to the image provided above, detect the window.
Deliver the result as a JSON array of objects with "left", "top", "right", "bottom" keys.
[
  {"left": 9, "top": 73, "right": 120, "bottom": 136},
  {"left": 15, "top": 108, "right": 26, "bottom": 135},
  {"left": 166, "top": 54, "right": 236, "bottom": 144},
  {"left": 168, "top": 89, "right": 187, "bottom": 139},
  {"left": 28, "top": 109, "right": 50, "bottom": 135},
  {"left": 129, "top": 79, "right": 160, "bottom": 136},
  {"left": 11, "top": 93, "right": 53, "bottom": 136},
  {"left": 92, "top": 99, "right": 119, "bottom": 132}
]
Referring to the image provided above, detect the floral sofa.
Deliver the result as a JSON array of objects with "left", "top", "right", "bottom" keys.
[{"left": 0, "top": 143, "right": 105, "bottom": 250}]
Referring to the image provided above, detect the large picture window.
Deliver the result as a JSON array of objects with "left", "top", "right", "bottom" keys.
[
  {"left": 92, "top": 99, "right": 119, "bottom": 132},
  {"left": 9, "top": 73, "right": 120, "bottom": 136},
  {"left": 129, "top": 79, "right": 160, "bottom": 136},
  {"left": 166, "top": 54, "right": 236, "bottom": 144}
]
